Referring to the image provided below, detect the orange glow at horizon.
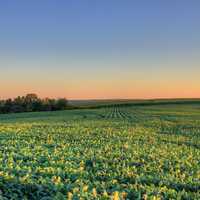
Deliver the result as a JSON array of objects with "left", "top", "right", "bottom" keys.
[
  {"left": 1, "top": 78, "right": 200, "bottom": 100},
  {"left": 1, "top": 56, "right": 200, "bottom": 100}
]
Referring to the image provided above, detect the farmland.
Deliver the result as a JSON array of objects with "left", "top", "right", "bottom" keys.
[{"left": 0, "top": 103, "right": 200, "bottom": 199}]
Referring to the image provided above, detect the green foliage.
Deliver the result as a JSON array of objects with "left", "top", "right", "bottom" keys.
[
  {"left": 0, "top": 104, "right": 200, "bottom": 199},
  {"left": 0, "top": 94, "right": 69, "bottom": 114}
]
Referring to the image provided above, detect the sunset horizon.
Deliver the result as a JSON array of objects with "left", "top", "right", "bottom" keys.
[{"left": 1, "top": 1, "right": 200, "bottom": 100}]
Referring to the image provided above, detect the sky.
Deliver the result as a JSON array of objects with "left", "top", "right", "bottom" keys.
[{"left": 0, "top": 1, "right": 200, "bottom": 99}]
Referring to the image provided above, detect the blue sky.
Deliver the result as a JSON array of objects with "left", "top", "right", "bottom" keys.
[{"left": 0, "top": 1, "right": 200, "bottom": 99}]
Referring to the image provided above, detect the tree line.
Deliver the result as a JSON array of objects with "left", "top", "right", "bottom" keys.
[{"left": 0, "top": 94, "right": 70, "bottom": 114}]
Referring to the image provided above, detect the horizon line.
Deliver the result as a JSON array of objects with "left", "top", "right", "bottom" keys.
[{"left": 1, "top": 95, "right": 200, "bottom": 101}]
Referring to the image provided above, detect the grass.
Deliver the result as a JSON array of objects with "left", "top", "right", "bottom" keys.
[{"left": 0, "top": 103, "right": 200, "bottom": 199}]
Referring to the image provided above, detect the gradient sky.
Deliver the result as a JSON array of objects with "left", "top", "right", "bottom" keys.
[{"left": 0, "top": 1, "right": 200, "bottom": 99}]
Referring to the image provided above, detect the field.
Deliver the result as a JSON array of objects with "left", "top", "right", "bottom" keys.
[{"left": 0, "top": 103, "right": 200, "bottom": 199}]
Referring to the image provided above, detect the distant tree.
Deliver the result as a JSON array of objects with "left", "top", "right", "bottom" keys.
[
  {"left": 32, "top": 100, "right": 43, "bottom": 111},
  {"left": 42, "top": 98, "right": 55, "bottom": 111},
  {"left": 0, "top": 100, "right": 6, "bottom": 113},
  {"left": 0, "top": 94, "right": 69, "bottom": 114},
  {"left": 24, "top": 94, "right": 39, "bottom": 112},
  {"left": 25, "top": 94, "right": 38, "bottom": 102},
  {"left": 4, "top": 99, "right": 13, "bottom": 113},
  {"left": 0, "top": 101, "right": 3, "bottom": 113},
  {"left": 55, "top": 98, "right": 68, "bottom": 110},
  {"left": 12, "top": 96, "right": 25, "bottom": 112}
]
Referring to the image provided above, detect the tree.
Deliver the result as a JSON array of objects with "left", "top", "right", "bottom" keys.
[
  {"left": 3, "top": 99, "right": 13, "bottom": 113},
  {"left": 12, "top": 96, "right": 25, "bottom": 112},
  {"left": 0, "top": 94, "right": 69, "bottom": 114},
  {"left": 24, "top": 94, "right": 39, "bottom": 112},
  {"left": 55, "top": 98, "right": 68, "bottom": 110}
]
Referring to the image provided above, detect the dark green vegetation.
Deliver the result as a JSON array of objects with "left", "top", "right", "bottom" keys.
[
  {"left": 0, "top": 94, "right": 70, "bottom": 114},
  {"left": 70, "top": 99, "right": 200, "bottom": 108},
  {"left": 0, "top": 103, "right": 200, "bottom": 199}
]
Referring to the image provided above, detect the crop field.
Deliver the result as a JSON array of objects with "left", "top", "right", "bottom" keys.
[{"left": 0, "top": 104, "right": 200, "bottom": 199}]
